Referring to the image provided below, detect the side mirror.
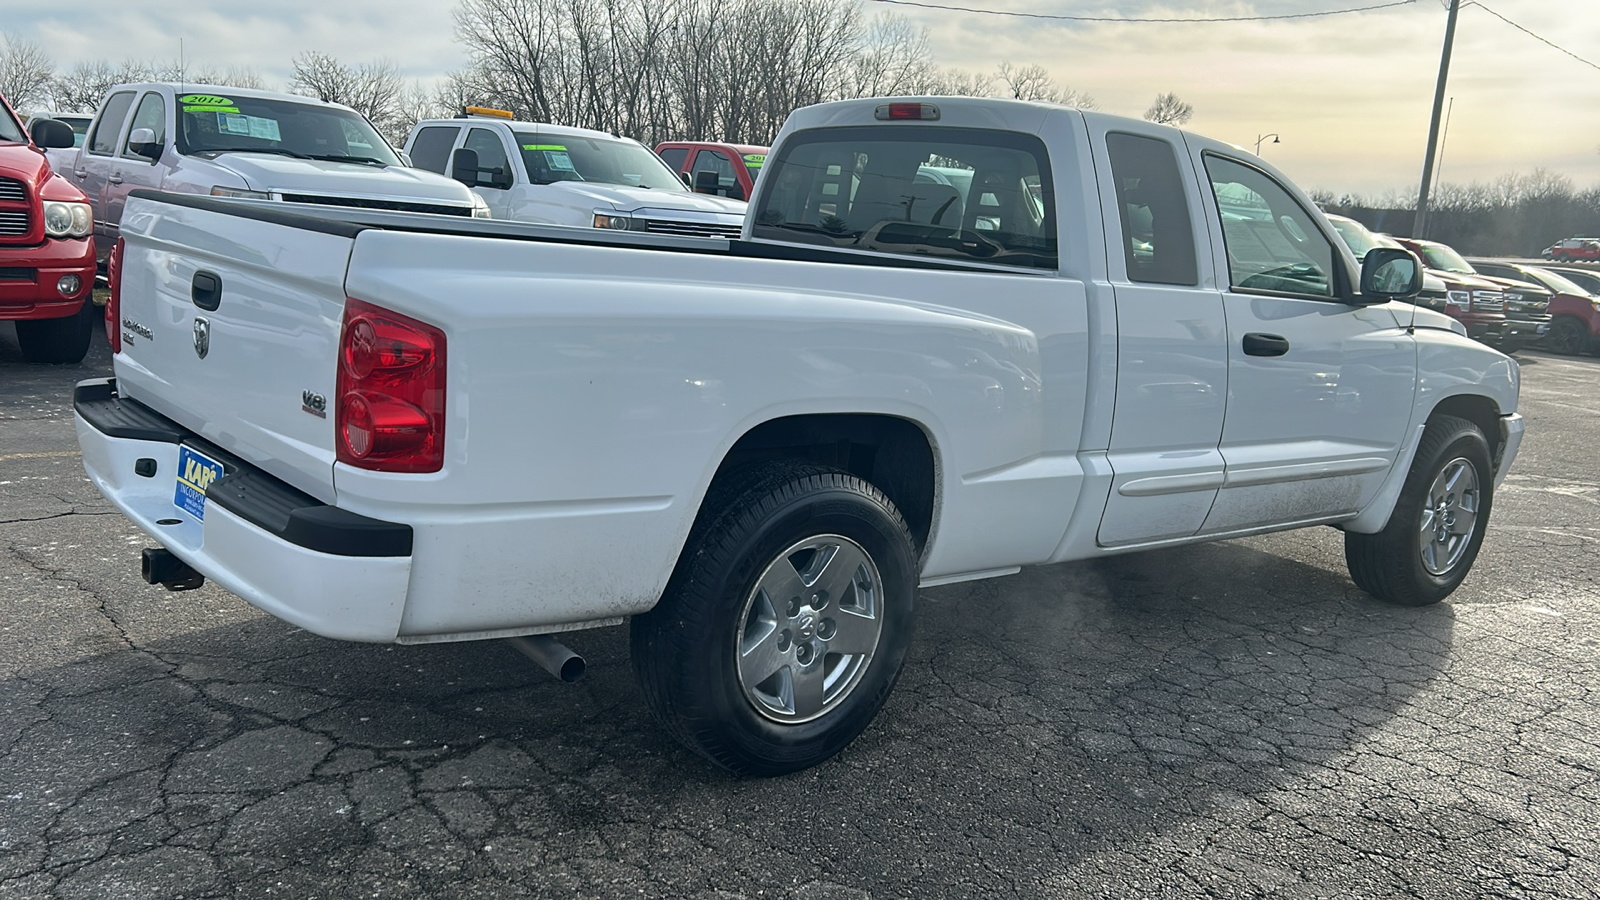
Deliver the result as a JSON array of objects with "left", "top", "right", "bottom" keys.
[
  {"left": 693, "top": 170, "right": 720, "bottom": 194},
  {"left": 1359, "top": 247, "right": 1423, "bottom": 303},
  {"left": 30, "top": 118, "right": 75, "bottom": 150},
  {"left": 451, "top": 147, "right": 480, "bottom": 186},
  {"left": 679, "top": 171, "right": 692, "bottom": 189},
  {"left": 127, "top": 127, "right": 162, "bottom": 161}
]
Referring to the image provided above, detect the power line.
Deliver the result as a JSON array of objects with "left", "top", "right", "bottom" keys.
[
  {"left": 866, "top": 0, "right": 1418, "bottom": 23},
  {"left": 1466, "top": 2, "right": 1600, "bottom": 74}
]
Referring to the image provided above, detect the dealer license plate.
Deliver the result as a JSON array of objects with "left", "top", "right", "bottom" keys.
[{"left": 173, "top": 446, "right": 224, "bottom": 521}]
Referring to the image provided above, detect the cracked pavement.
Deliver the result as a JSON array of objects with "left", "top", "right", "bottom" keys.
[{"left": 2, "top": 324, "right": 1597, "bottom": 899}]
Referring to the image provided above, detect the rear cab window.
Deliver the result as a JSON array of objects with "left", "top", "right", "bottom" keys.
[{"left": 752, "top": 125, "right": 1056, "bottom": 271}]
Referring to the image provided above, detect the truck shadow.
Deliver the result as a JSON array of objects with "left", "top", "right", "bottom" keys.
[{"left": 0, "top": 535, "right": 1452, "bottom": 896}]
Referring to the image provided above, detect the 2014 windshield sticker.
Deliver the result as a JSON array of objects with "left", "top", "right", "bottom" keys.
[
  {"left": 179, "top": 94, "right": 232, "bottom": 107},
  {"left": 743, "top": 154, "right": 766, "bottom": 168}
]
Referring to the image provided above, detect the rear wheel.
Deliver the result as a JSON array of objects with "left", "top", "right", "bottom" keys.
[
  {"left": 15, "top": 301, "right": 93, "bottom": 364},
  {"left": 1545, "top": 317, "right": 1589, "bottom": 355},
  {"left": 1345, "top": 415, "right": 1493, "bottom": 606},
  {"left": 631, "top": 461, "right": 918, "bottom": 775}
]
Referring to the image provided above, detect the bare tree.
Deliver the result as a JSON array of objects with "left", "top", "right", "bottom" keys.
[
  {"left": 49, "top": 58, "right": 269, "bottom": 112},
  {"left": 1143, "top": 92, "right": 1192, "bottom": 126},
  {"left": 0, "top": 32, "right": 54, "bottom": 110},
  {"left": 995, "top": 62, "right": 1094, "bottom": 109},
  {"left": 290, "top": 51, "right": 409, "bottom": 142}
]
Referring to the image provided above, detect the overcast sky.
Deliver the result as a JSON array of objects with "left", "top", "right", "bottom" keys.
[{"left": 9, "top": 0, "right": 1599, "bottom": 196}]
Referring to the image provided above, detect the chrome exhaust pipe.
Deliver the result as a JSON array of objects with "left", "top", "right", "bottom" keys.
[{"left": 507, "top": 635, "right": 586, "bottom": 683}]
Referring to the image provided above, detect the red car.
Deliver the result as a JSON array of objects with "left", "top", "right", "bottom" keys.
[
  {"left": 1386, "top": 236, "right": 1516, "bottom": 348},
  {"left": 0, "top": 91, "right": 97, "bottom": 363},
  {"left": 1472, "top": 259, "right": 1600, "bottom": 356},
  {"left": 655, "top": 141, "right": 767, "bottom": 202}
]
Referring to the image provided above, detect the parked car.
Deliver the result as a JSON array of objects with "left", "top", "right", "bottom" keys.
[
  {"left": 1472, "top": 259, "right": 1600, "bottom": 355},
  {"left": 1389, "top": 236, "right": 1548, "bottom": 350},
  {"left": 406, "top": 109, "right": 746, "bottom": 237},
  {"left": 79, "top": 97, "right": 1521, "bottom": 775},
  {"left": 1383, "top": 236, "right": 1511, "bottom": 346},
  {"left": 655, "top": 141, "right": 767, "bottom": 201},
  {"left": 1540, "top": 237, "right": 1600, "bottom": 262},
  {"left": 61, "top": 83, "right": 487, "bottom": 266},
  {"left": 0, "top": 92, "right": 97, "bottom": 363},
  {"left": 24, "top": 112, "right": 93, "bottom": 146}
]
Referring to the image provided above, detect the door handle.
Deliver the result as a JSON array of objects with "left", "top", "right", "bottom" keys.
[
  {"left": 107, "top": 173, "right": 124, "bottom": 184},
  {"left": 73, "top": 169, "right": 88, "bottom": 178},
  {"left": 1242, "top": 332, "right": 1290, "bottom": 357},
  {"left": 191, "top": 270, "right": 222, "bottom": 311}
]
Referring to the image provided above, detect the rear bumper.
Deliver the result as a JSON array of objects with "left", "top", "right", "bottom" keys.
[
  {"left": 73, "top": 378, "right": 413, "bottom": 642},
  {"left": 0, "top": 236, "right": 95, "bottom": 319}
]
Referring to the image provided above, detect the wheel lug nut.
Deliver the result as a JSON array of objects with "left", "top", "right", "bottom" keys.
[
  {"left": 796, "top": 643, "right": 814, "bottom": 665},
  {"left": 786, "top": 597, "right": 801, "bottom": 618},
  {"left": 776, "top": 630, "right": 791, "bottom": 652},
  {"left": 812, "top": 591, "right": 828, "bottom": 610},
  {"left": 817, "top": 618, "right": 836, "bottom": 640}
]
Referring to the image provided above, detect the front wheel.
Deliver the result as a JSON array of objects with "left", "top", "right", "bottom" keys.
[
  {"left": 1345, "top": 415, "right": 1494, "bottom": 606},
  {"left": 1545, "top": 317, "right": 1589, "bottom": 355},
  {"left": 15, "top": 301, "right": 93, "bottom": 364},
  {"left": 631, "top": 461, "right": 918, "bottom": 775}
]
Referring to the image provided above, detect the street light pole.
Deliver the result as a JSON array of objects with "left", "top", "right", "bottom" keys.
[
  {"left": 1255, "top": 133, "right": 1280, "bottom": 155},
  {"left": 1415, "top": 0, "right": 1461, "bottom": 239}
]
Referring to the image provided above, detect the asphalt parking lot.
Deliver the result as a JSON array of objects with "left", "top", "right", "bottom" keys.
[{"left": 2, "top": 323, "right": 1597, "bottom": 899}]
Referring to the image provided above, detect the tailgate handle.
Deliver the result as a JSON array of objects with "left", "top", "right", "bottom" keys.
[{"left": 191, "top": 271, "right": 222, "bottom": 311}]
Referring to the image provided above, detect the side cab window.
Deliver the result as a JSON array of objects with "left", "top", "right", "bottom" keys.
[
  {"left": 1203, "top": 154, "right": 1337, "bottom": 298},
  {"left": 1105, "top": 132, "right": 1198, "bottom": 286},
  {"left": 692, "top": 149, "right": 741, "bottom": 199},
  {"left": 408, "top": 125, "right": 459, "bottom": 174},
  {"left": 88, "top": 91, "right": 137, "bottom": 157},
  {"left": 459, "top": 127, "right": 512, "bottom": 188},
  {"left": 657, "top": 146, "right": 688, "bottom": 171}
]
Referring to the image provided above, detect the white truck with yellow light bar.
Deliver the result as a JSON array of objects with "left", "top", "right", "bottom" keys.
[
  {"left": 402, "top": 107, "right": 747, "bottom": 237},
  {"left": 76, "top": 97, "right": 1521, "bottom": 775},
  {"left": 60, "top": 83, "right": 488, "bottom": 266}
]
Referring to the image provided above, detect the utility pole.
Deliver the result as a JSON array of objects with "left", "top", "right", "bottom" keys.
[{"left": 1414, "top": 0, "right": 1461, "bottom": 239}]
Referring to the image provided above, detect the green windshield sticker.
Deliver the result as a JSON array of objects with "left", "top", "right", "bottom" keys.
[
  {"left": 183, "top": 104, "right": 239, "bottom": 114},
  {"left": 743, "top": 154, "right": 766, "bottom": 167},
  {"left": 178, "top": 94, "right": 233, "bottom": 107},
  {"left": 521, "top": 144, "right": 567, "bottom": 151}
]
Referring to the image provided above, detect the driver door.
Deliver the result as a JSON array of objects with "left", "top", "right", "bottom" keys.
[{"left": 1188, "top": 146, "right": 1417, "bottom": 533}]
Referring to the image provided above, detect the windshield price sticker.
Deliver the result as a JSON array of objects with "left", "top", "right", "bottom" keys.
[{"left": 216, "top": 113, "right": 281, "bottom": 141}]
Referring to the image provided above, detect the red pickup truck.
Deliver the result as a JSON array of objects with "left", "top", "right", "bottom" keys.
[
  {"left": 655, "top": 141, "right": 768, "bottom": 202},
  {"left": 0, "top": 92, "right": 97, "bottom": 363}
]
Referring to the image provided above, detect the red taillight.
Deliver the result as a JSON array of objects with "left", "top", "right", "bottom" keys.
[
  {"left": 336, "top": 298, "right": 446, "bottom": 473},
  {"left": 106, "top": 237, "right": 124, "bottom": 354},
  {"left": 875, "top": 102, "right": 940, "bottom": 121}
]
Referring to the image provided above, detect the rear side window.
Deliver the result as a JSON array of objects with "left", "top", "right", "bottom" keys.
[
  {"left": 1105, "top": 132, "right": 1197, "bottom": 286},
  {"left": 753, "top": 125, "right": 1056, "bottom": 270},
  {"left": 409, "top": 126, "right": 458, "bottom": 173},
  {"left": 657, "top": 146, "right": 688, "bottom": 170},
  {"left": 88, "top": 91, "right": 136, "bottom": 156}
]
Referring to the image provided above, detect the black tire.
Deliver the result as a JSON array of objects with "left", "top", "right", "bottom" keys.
[
  {"left": 15, "top": 301, "right": 93, "bottom": 364},
  {"left": 1345, "top": 415, "right": 1494, "bottom": 606},
  {"left": 631, "top": 461, "right": 918, "bottom": 776},
  {"left": 1545, "top": 317, "right": 1589, "bottom": 356}
]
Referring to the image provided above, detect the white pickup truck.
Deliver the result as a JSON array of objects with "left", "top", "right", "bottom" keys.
[
  {"left": 75, "top": 97, "right": 1521, "bottom": 775},
  {"left": 402, "top": 111, "right": 746, "bottom": 237},
  {"left": 61, "top": 83, "right": 487, "bottom": 265}
]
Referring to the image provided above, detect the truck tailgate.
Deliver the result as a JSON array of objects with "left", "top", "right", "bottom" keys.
[{"left": 113, "top": 194, "right": 357, "bottom": 501}]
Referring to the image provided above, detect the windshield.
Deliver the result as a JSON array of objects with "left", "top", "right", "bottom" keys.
[
  {"left": 513, "top": 131, "right": 687, "bottom": 190},
  {"left": 742, "top": 152, "right": 766, "bottom": 185},
  {"left": 176, "top": 93, "right": 399, "bottom": 165},
  {"left": 1328, "top": 217, "right": 1383, "bottom": 260},
  {"left": 1526, "top": 268, "right": 1587, "bottom": 295},
  {"left": 1418, "top": 243, "right": 1475, "bottom": 275}
]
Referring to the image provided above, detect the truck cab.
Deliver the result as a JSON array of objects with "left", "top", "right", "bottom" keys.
[
  {"left": 654, "top": 141, "right": 768, "bottom": 202},
  {"left": 405, "top": 110, "right": 746, "bottom": 237},
  {"left": 0, "top": 92, "right": 97, "bottom": 363},
  {"left": 64, "top": 83, "right": 486, "bottom": 266}
]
